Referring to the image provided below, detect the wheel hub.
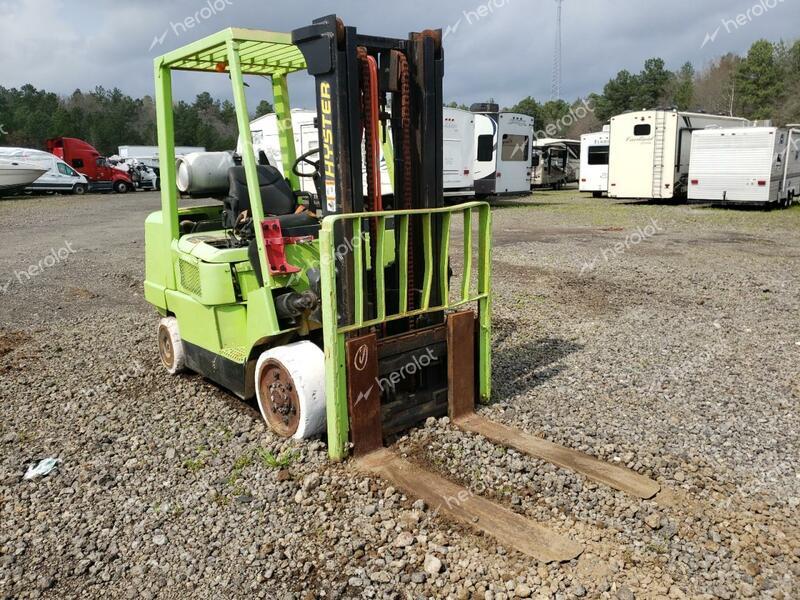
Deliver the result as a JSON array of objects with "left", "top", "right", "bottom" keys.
[
  {"left": 158, "top": 325, "right": 174, "bottom": 369},
  {"left": 258, "top": 360, "right": 300, "bottom": 438}
]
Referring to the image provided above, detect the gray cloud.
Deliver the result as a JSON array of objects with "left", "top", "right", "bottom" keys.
[{"left": 1, "top": 0, "right": 798, "bottom": 110}]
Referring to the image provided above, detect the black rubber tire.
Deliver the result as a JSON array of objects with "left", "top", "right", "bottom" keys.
[
  {"left": 72, "top": 183, "right": 87, "bottom": 195},
  {"left": 113, "top": 180, "right": 130, "bottom": 194}
]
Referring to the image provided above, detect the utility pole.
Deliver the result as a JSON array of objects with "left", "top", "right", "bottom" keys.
[{"left": 551, "top": 0, "right": 564, "bottom": 101}]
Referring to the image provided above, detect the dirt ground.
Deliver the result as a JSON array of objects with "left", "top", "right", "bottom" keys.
[{"left": 1, "top": 190, "right": 798, "bottom": 599}]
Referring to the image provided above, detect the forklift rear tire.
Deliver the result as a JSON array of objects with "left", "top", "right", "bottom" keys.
[
  {"left": 158, "top": 317, "right": 186, "bottom": 375},
  {"left": 255, "top": 342, "right": 326, "bottom": 440}
]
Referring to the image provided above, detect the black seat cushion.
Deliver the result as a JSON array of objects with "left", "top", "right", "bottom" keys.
[{"left": 223, "top": 165, "right": 296, "bottom": 228}]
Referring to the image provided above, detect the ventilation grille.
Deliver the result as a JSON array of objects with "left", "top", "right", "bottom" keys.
[{"left": 178, "top": 260, "right": 202, "bottom": 296}]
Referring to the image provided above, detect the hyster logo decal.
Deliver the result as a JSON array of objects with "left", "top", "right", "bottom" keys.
[{"left": 319, "top": 82, "right": 337, "bottom": 213}]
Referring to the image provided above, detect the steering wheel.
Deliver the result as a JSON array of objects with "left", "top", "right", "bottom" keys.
[{"left": 292, "top": 148, "right": 321, "bottom": 179}]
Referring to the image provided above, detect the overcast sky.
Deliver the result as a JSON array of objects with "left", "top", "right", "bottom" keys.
[{"left": 1, "top": 0, "right": 798, "bottom": 110}]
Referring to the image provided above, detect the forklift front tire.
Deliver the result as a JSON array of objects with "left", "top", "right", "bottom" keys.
[
  {"left": 158, "top": 317, "right": 186, "bottom": 375},
  {"left": 255, "top": 342, "right": 326, "bottom": 440}
]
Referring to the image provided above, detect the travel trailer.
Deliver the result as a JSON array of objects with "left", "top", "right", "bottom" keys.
[
  {"left": 579, "top": 128, "right": 610, "bottom": 197},
  {"left": 0, "top": 147, "right": 88, "bottom": 195},
  {"left": 531, "top": 138, "right": 580, "bottom": 189},
  {"left": 443, "top": 107, "right": 475, "bottom": 198},
  {"left": 471, "top": 103, "right": 534, "bottom": 197},
  {"left": 244, "top": 107, "right": 475, "bottom": 199},
  {"left": 688, "top": 126, "right": 800, "bottom": 207},
  {"left": 0, "top": 158, "right": 47, "bottom": 195},
  {"left": 607, "top": 109, "right": 750, "bottom": 201},
  {"left": 243, "top": 108, "right": 394, "bottom": 198}
]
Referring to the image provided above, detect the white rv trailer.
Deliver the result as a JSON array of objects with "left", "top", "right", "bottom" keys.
[
  {"left": 242, "top": 108, "right": 395, "bottom": 198},
  {"left": 688, "top": 126, "right": 800, "bottom": 207},
  {"left": 442, "top": 107, "right": 476, "bottom": 198},
  {"left": 531, "top": 138, "right": 581, "bottom": 189},
  {"left": 579, "top": 127, "right": 610, "bottom": 197},
  {"left": 608, "top": 109, "right": 750, "bottom": 200},
  {"left": 244, "top": 108, "right": 476, "bottom": 199},
  {"left": 471, "top": 103, "right": 534, "bottom": 197},
  {"left": 0, "top": 147, "right": 88, "bottom": 195}
]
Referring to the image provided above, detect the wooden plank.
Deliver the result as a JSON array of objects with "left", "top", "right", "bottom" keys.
[
  {"left": 357, "top": 449, "right": 583, "bottom": 563},
  {"left": 346, "top": 334, "right": 383, "bottom": 457},
  {"left": 455, "top": 414, "right": 661, "bottom": 500},
  {"left": 447, "top": 311, "right": 476, "bottom": 421}
]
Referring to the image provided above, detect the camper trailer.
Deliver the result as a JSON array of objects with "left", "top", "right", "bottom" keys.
[
  {"left": 688, "top": 126, "right": 800, "bottom": 207},
  {"left": 531, "top": 138, "right": 580, "bottom": 189},
  {"left": 243, "top": 108, "right": 394, "bottom": 198},
  {"left": 472, "top": 103, "right": 534, "bottom": 197},
  {"left": 443, "top": 107, "right": 475, "bottom": 198},
  {"left": 608, "top": 109, "right": 750, "bottom": 201},
  {"left": 244, "top": 107, "right": 475, "bottom": 199},
  {"left": 579, "top": 128, "right": 610, "bottom": 197}
]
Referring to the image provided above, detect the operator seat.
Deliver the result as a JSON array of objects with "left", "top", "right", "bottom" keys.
[{"left": 223, "top": 165, "right": 319, "bottom": 238}]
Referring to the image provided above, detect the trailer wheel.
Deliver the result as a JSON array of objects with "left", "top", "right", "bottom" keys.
[
  {"left": 72, "top": 183, "right": 87, "bottom": 195},
  {"left": 255, "top": 342, "right": 326, "bottom": 440},
  {"left": 113, "top": 180, "right": 131, "bottom": 194},
  {"left": 158, "top": 317, "right": 186, "bottom": 375}
]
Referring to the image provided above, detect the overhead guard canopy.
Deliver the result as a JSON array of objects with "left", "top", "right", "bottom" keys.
[{"left": 157, "top": 28, "right": 307, "bottom": 76}]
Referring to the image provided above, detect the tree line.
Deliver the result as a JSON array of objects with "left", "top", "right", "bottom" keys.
[
  {"left": 499, "top": 38, "right": 800, "bottom": 140},
  {"left": 1, "top": 37, "right": 798, "bottom": 154},
  {"left": 0, "top": 85, "right": 273, "bottom": 155}
]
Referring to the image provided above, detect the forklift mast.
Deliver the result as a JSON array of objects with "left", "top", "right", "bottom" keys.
[{"left": 292, "top": 16, "right": 489, "bottom": 460}]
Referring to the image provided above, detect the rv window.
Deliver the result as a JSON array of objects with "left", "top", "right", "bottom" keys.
[
  {"left": 587, "top": 145, "right": 610, "bottom": 165},
  {"left": 476, "top": 135, "right": 494, "bottom": 162},
  {"left": 634, "top": 124, "right": 651, "bottom": 136},
  {"left": 501, "top": 134, "right": 529, "bottom": 162}
]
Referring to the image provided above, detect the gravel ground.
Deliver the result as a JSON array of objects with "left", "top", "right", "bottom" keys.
[{"left": 0, "top": 190, "right": 798, "bottom": 599}]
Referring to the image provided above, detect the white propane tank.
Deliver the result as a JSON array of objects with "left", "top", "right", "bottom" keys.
[{"left": 176, "top": 152, "right": 235, "bottom": 195}]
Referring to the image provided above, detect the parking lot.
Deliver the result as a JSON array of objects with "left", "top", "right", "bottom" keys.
[{"left": 1, "top": 190, "right": 798, "bottom": 599}]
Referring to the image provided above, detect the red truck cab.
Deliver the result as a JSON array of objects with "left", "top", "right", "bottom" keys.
[{"left": 47, "top": 138, "right": 134, "bottom": 193}]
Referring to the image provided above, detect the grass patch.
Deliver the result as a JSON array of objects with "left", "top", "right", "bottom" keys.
[{"left": 257, "top": 448, "right": 298, "bottom": 469}]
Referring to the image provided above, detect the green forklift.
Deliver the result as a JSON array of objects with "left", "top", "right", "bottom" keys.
[{"left": 145, "top": 15, "right": 658, "bottom": 562}]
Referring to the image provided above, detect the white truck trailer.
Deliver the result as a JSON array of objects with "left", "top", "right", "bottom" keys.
[
  {"left": 688, "top": 126, "right": 800, "bottom": 207},
  {"left": 608, "top": 109, "right": 750, "bottom": 201},
  {"left": 471, "top": 103, "right": 534, "bottom": 197},
  {"left": 579, "top": 127, "right": 610, "bottom": 197}
]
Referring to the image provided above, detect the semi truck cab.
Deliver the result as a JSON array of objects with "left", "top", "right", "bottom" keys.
[{"left": 47, "top": 137, "right": 134, "bottom": 193}]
